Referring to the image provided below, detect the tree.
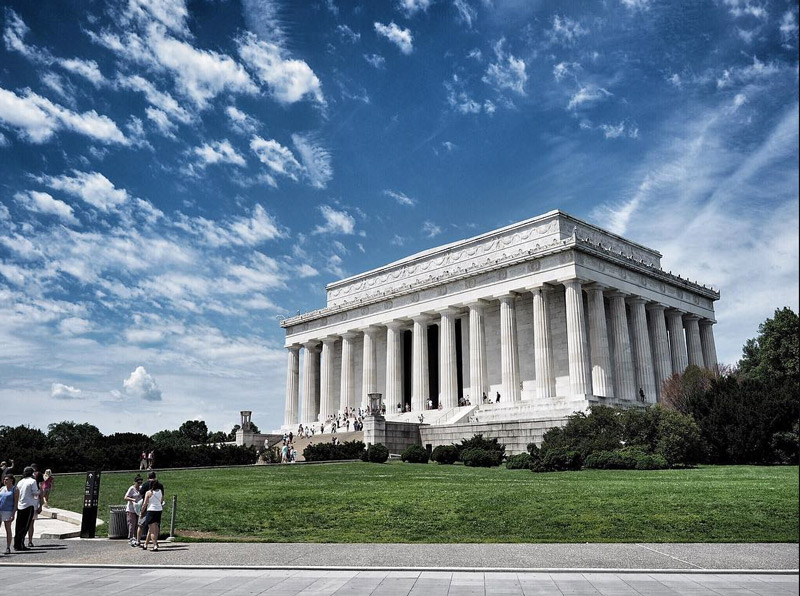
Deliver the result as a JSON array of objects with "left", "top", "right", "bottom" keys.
[
  {"left": 47, "top": 421, "right": 103, "bottom": 448},
  {"left": 738, "top": 307, "right": 799, "bottom": 387},
  {"left": 178, "top": 420, "right": 209, "bottom": 444}
]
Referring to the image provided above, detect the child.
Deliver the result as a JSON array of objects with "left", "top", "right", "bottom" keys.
[{"left": 41, "top": 469, "right": 54, "bottom": 508}]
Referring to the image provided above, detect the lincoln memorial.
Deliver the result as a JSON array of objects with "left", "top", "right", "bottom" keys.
[{"left": 278, "top": 210, "right": 719, "bottom": 439}]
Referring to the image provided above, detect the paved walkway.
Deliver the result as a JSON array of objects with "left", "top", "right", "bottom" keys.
[{"left": 3, "top": 567, "right": 798, "bottom": 596}]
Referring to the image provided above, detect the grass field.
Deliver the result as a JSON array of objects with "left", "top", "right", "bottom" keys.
[{"left": 49, "top": 462, "right": 798, "bottom": 543}]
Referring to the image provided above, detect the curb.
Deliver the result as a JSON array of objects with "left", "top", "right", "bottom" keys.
[{"left": 0, "top": 563, "right": 797, "bottom": 574}]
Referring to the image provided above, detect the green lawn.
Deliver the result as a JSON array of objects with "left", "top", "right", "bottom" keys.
[{"left": 49, "top": 463, "right": 798, "bottom": 543}]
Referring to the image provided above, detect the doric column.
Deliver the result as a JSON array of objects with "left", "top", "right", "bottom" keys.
[
  {"left": 647, "top": 304, "right": 672, "bottom": 400},
  {"left": 609, "top": 291, "right": 636, "bottom": 399},
  {"left": 384, "top": 322, "right": 404, "bottom": 410},
  {"left": 629, "top": 297, "right": 656, "bottom": 402},
  {"left": 531, "top": 286, "right": 555, "bottom": 399},
  {"left": 684, "top": 315, "right": 705, "bottom": 368},
  {"left": 699, "top": 320, "right": 718, "bottom": 371},
  {"left": 438, "top": 308, "right": 459, "bottom": 409},
  {"left": 284, "top": 344, "right": 300, "bottom": 426},
  {"left": 666, "top": 309, "right": 689, "bottom": 374},
  {"left": 319, "top": 337, "right": 337, "bottom": 422},
  {"left": 411, "top": 315, "right": 430, "bottom": 412},
  {"left": 563, "top": 279, "right": 591, "bottom": 396},
  {"left": 498, "top": 293, "right": 521, "bottom": 402},
  {"left": 339, "top": 332, "right": 356, "bottom": 413},
  {"left": 586, "top": 285, "right": 613, "bottom": 397},
  {"left": 301, "top": 340, "right": 319, "bottom": 423},
  {"left": 361, "top": 326, "right": 379, "bottom": 409},
  {"left": 467, "top": 301, "right": 488, "bottom": 401}
]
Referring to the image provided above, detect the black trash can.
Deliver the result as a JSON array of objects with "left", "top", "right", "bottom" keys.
[{"left": 108, "top": 505, "right": 128, "bottom": 539}]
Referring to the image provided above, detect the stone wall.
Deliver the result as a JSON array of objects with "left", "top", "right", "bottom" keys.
[{"left": 419, "top": 418, "right": 567, "bottom": 456}]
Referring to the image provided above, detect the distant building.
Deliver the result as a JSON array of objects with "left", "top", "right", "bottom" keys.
[{"left": 278, "top": 210, "right": 719, "bottom": 445}]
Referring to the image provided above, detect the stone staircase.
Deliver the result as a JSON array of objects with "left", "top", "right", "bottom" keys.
[
  {"left": 385, "top": 405, "right": 475, "bottom": 426},
  {"left": 281, "top": 430, "right": 365, "bottom": 461}
]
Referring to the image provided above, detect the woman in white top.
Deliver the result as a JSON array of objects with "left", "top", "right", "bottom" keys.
[{"left": 139, "top": 480, "right": 164, "bottom": 551}]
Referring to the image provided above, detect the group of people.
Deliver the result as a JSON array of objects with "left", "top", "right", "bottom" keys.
[
  {"left": 279, "top": 436, "right": 299, "bottom": 463},
  {"left": 123, "top": 470, "right": 165, "bottom": 551},
  {"left": 0, "top": 460, "right": 54, "bottom": 555},
  {"left": 138, "top": 450, "right": 156, "bottom": 470}
]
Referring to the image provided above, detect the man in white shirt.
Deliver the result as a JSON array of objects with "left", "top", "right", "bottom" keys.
[{"left": 14, "top": 466, "right": 38, "bottom": 551}]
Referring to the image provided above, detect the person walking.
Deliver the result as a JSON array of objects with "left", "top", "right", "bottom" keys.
[
  {"left": 26, "top": 464, "right": 43, "bottom": 548},
  {"left": 0, "top": 474, "right": 17, "bottom": 555},
  {"left": 139, "top": 479, "right": 164, "bottom": 551},
  {"left": 139, "top": 451, "right": 148, "bottom": 471},
  {"left": 124, "top": 476, "right": 143, "bottom": 547},
  {"left": 13, "top": 467, "right": 38, "bottom": 551}
]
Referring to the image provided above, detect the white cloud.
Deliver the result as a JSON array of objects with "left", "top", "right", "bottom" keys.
[
  {"left": 716, "top": 55, "right": 781, "bottom": 89},
  {"left": 250, "top": 135, "right": 304, "bottom": 181},
  {"left": 193, "top": 139, "right": 247, "bottom": 168},
  {"left": 225, "top": 106, "right": 260, "bottom": 134},
  {"left": 125, "top": 0, "right": 190, "bottom": 36},
  {"left": 145, "top": 106, "right": 177, "bottom": 137},
  {"left": 722, "top": 0, "right": 768, "bottom": 20},
  {"left": 384, "top": 189, "right": 417, "bottom": 206},
  {"left": 600, "top": 122, "right": 626, "bottom": 139},
  {"left": 453, "top": 0, "right": 477, "bottom": 28},
  {"left": 567, "top": 85, "right": 612, "bottom": 110},
  {"left": 237, "top": 32, "right": 325, "bottom": 105},
  {"left": 548, "top": 15, "right": 588, "bottom": 46},
  {"left": 51, "top": 382, "right": 82, "bottom": 399},
  {"left": 553, "top": 62, "right": 580, "bottom": 83},
  {"left": 422, "top": 220, "right": 442, "bottom": 237},
  {"left": 374, "top": 22, "right": 413, "bottom": 55},
  {"left": 59, "top": 58, "right": 105, "bottom": 86},
  {"left": 42, "top": 171, "right": 129, "bottom": 211},
  {"left": 118, "top": 74, "right": 193, "bottom": 125},
  {"left": 667, "top": 73, "right": 682, "bottom": 88},
  {"left": 313, "top": 205, "right": 356, "bottom": 235},
  {"left": 176, "top": 204, "right": 286, "bottom": 247},
  {"left": 620, "top": 0, "right": 650, "bottom": 9},
  {"left": 58, "top": 317, "right": 92, "bottom": 335},
  {"left": 779, "top": 10, "right": 798, "bottom": 45},
  {"left": 482, "top": 39, "right": 527, "bottom": 96},
  {"left": 149, "top": 28, "right": 258, "bottom": 108},
  {"left": 292, "top": 133, "right": 333, "bottom": 189},
  {"left": 14, "top": 190, "right": 78, "bottom": 224},
  {"left": 123, "top": 366, "right": 162, "bottom": 401},
  {"left": 0, "top": 87, "right": 127, "bottom": 144},
  {"left": 398, "top": 0, "right": 432, "bottom": 17},
  {"left": 337, "top": 24, "right": 360, "bottom": 43},
  {"left": 364, "top": 54, "right": 386, "bottom": 69}
]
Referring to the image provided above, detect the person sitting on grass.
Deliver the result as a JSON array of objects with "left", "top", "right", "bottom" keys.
[{"left": 139, "top": 479, "right": 164, "bottom": 551}]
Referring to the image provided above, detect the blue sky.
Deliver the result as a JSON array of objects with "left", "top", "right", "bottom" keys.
[{"left": 0, "top": 0, "right": 797, "bottom": 436}]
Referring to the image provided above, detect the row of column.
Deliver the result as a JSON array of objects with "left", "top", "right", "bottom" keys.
[{"left": 284, "top": 280, "right": 718, "bottom": 425}]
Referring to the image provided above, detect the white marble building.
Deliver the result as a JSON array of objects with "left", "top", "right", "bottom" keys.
[{"left": 278, "top": 210, "right": 719, "bottom": 428}]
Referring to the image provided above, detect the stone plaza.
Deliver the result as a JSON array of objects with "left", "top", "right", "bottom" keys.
[{"left": 278, "top": 210, "right": 720, "bottom": 451}]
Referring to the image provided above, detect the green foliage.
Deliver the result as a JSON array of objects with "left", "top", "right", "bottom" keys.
[
  {"left": 770, "top": 421, "right": 799, "bottom": 465},
  {"left": 361, "top": 443, "right": 389, "bottom": 463},
  {"left": 541, "top": 406, "right": 623, "bottom": 463},
  {"left": 431, "top": 445, "right": 459, "bottom": 465},
  {"left": 401, "top": 444, "right": 429, "bottom": 463},
  {"left": 504, "top": 453, "right": 532, "bottom": 470},
  {"left": 303, "top": 440, "right": 365, "bottom": 462},
  {"left": 179, "top": 419, "right": 209, "bottom": 444},
  {"left": 738, "top": 307, "right": 799, "bottom": 386},
  {"left": 461, "top": 448, "right": 503, "bottom": 467},
  {"left": 583, "top": 447, "right": 667, "bottom": 470},
  {"left": 457, "top": 434, "right": 505, "bottom": 460},
  {"left": 151, "top": 429, "right": 191, "bottom": 447},
  {"left": 652, "top": 407, "right": 704, "bottom": 466},
  {"left": 534, "top": 447, "right": 581, "bottom": 472}
]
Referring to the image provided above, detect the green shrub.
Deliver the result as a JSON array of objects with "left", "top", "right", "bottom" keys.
[
  {"left": 457, "top": 434, "right": 505, "bottom": 460},
  {"left": 362, "top": 443, "right": 389, "bottom": 463},
  {"left": 635, "top": 453, "right": 668, "bottom": 470},
  {"left": 304, "top": 440, "right": 366, "bottom": 462},
  {"left": 401, "top": 444, "right": 429, "bottom": 463},
  {"left": 532, "top": 447, "right": 581, "bottom": 472},
  {"left": 431, "top": 445, "right": 459, "bottom": 465},
  {"left": 461, "top": 448, "right": 503, "bottom": 467},
  {"left": 653, "top": 407, "right": 704, "bottom": 466},
  {"left": 505, "top": 453, "right": 532, "bottom": 470}
]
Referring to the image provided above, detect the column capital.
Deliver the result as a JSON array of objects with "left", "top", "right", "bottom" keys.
[
  {"left": 301, "top": 340, "right": 319, "bottom": 350},
  {"left": 665, "top": 307, "right": 686, "bottom": 317},
  {"left": 384, "top": 320, "right": 407, "bottom": 331},
  {"left": 645, "top": 302, "right": 668, "bottom": 313},
  {"left": 320, "top": 336, "right": 338, "bottom": 346},
  {"left": 465, "top": 299, "right": 489, "bottom": 310},
  {"left": 683, "top": 313, "right": 701, "bottom": 322},
  {"left": 607, "top": 290, "right": 629, "bottom": 299},
  {"left": 286, "top": 343, "right": 301, "bottom": 352},
  {"left": 558, "top": 277, "right": 589, "bottom": 287},
  {"left": 411, "top": 313, "right": 431, "bottom": 324},
  {"left": 699, "top": 318, "right": 717, "bottom": 326},
  {"left": 437, "top": 306, "right": 462, "bottom": 316},
  {"left": 496, "top": 292, "right": 518, "bottom": 302},
  {"left": 626, "top": 296, "right": 648, "bottom": 306},
  {"left": 584, "top": 283, "right": 609, "bottom": 293},
  {"left": 340, "top": 331, "right": 358, "bottom": 340},
  {"left": 359, "top": 325, "right": 382, "bottom": 337}
]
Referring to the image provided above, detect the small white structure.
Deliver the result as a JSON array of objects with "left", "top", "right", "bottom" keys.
[{"left": 278, "top": 210, "right": 719, "bottom": 430}]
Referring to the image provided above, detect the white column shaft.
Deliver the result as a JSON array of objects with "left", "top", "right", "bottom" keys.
[
  {"left": 319, "top": 339, "right": 336, "bottom": 421},
  {"left": 499, "top": 295, "right": 521, "bottom": 402},
  {"left": 587, "top": 288, "right": 613, "bottom": 397},
  {"left": 385, "top": 323, "right": 403, "bottom": 408},
  {"left": 630, "top": 298, "right": 656, "bottom": 402},
  {"left": 609, "top": 293, "right": 636, "bottom": 399},
  {"left": 532, "top": 287, "right": 555, "bottom": 399},
  {"left": 468, "top": 304, "right": 488, "bottom": 401},
  {"left": 439, "top": 310, "right": 459, "bottom": 409},
  {"left": 666, "top": 310, "right": 689, "bottom": 374},
  {"left": 339, "top": 333, "right": 356, "bottom": 413},
  {"left": 361, "top": 328, "right": 378, "bottom": 409},
  {"left": 284, "top": 346, "right": 300, "bottom": 426},
  {"left": 685, "top": 316, "right": 705, "bottom": 368},
  {"left": 411, "top": 317, "right": 429, "bottom": 411},
  {"left": 700, "top": 321, "right": 718, "bottom": 371},
  {"left": 647, "top": 305, "right": 672, "bottom": 400},
  {"left": 301, "top": 342, "right": 319, "bottom": 424},
  {"left": 564, "top": 280, "right": 591, "bottom": 395}
]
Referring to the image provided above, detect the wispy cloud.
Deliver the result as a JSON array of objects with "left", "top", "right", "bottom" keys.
[
  {"left": 482, "top": 39, "right": 527, "bottom": 96},
  {"left": 313, "top": 205, "right": 356, "bottom": 235},
  {"left": 384, "top": 189, "right": 417, "bottom": 206},
  {"left": 374, "top": 22, "right": 413, "bottom": 54}
]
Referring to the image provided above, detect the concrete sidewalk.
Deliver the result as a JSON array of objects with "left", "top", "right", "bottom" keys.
[{"left": 7, "top": 506, "right": 103, "bottom": 542}]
